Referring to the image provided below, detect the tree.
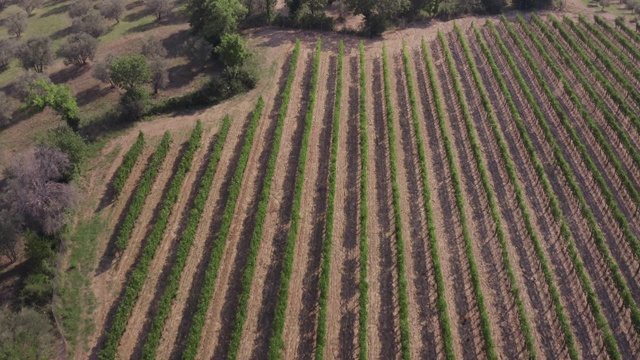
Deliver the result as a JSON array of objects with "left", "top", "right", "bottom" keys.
[
  {"left": 4, "top": 146, "right": 77, "bottom": 235},
  {"left": 0, "top": 91, "right": 17, "bottom": 124},
  {"left": 346, "top": 0, "right": 410, "bottom": 35},
  {"left": 0, "top": 39, "right": 17, "bottom": 69},
  {"left": 119, "top": 86, "right": 150, "bottom": 120},
  {"left": 99, "top": 0, "right": 126, "bottom": 24},
  {"left": 600, "top": 0, "right": 610, "bottom": 9},
  {"left": 92, "top": 54, "right": 116, "bottom": 87},
  {"left": 0, "top": 210, "right": 21, "bottom": 263},
  {"left": 149, "top": 57, "right": 168, "bottom": 93},
  {"left": 141, "top": 36, "right": 167, "bottom": 59},
  {"left": 147, "top": 0, "right": 173, "bottom": 21},
  {"left": 188, "top": 0, "right": 247, "bottom": 44},
  {"left": 6, "top": 11, "right": 28, "bottom": 38},
  {"left": 26, "top": 78, "right": 81, "bottom": 130},
  {"left": 68, "top": 0, "right": 94, "bottom": 18},
  {"left": 17, "top": 37, "right": 54, "bottom": 73},
  {"left": 18, "top": 0, "right": 43, "bottom": 16},
  {"left": 40, "top": 126, "right": 88, "bottom": 176},
  {"left": 0, "top": 307, "right": 56, "bottom": 359},
  {"left": 182, "top": 36, "right": 213, "bottom": 66},
  {"left": 215, "top": 33, "right": 250, "bottom": 73},
  {"left": 109, "top": 54, "right": 151, "bottom": 91},
  {"left": 14, "top": 70, "right": 48, "bottom": 99},
  {"left": 57, "top": 33, "right": 98, "bottom": 67},
  {"left": 72, "top": 10, "right": 108, "bottom": 37}
]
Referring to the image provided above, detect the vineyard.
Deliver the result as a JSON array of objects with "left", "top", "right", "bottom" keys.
[{"left": 88, "top": 14, "right": 640, "bottom": 360}]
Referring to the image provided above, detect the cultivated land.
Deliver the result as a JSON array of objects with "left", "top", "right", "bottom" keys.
[{"left": 7, "top": 9, "right": 640, "bottom": 359}]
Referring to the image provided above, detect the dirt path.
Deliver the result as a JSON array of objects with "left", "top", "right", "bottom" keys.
[
  {"left": 88, "top": 139, "right": 182, "bottom": 357},
  {"left": 324, "top": 47, "right": 360, "bottom": 360},
  {"left": 281, "top": 46, "right": 334, "bottom": 359},
  {"left": 236, "top": 45, "right": 313, "bottom": 360},
  {"left": 116, "top": 128, "right": 211, "bottom": 359}
]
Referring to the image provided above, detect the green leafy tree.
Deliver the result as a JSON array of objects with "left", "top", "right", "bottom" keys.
[
  {"left": 215, "top": 33, "right": 251, "bottom": 72},
  {"left": 188, "top": 0, "right": 247, "bottom": 44},
  {"left": 0, "top": 307, "right": 56, "bottom": 359},
  {"left": 26, "top": 79, "right": 81, "bottom": 130},
  {"left": 109, "top": 54, "right": 151, "bottom": 91}
]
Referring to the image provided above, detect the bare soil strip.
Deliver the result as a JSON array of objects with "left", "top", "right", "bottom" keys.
[
  {"left": 386, "top": 46, "right": 439, "bottom": 359},
  {"left": 236, "top": 46, "right": 313, "bottom": 360},
  {"left": 325, "top": 50, "right": 360, "bottom": 360},
  {"left": 281, "top": 49, "right": 335, "bottom": 359},
  {"left": 365, "top": 49, "right": 400, "bottom": 360},
  {"left": 89, "top": 140, "right": 182, "bottom": 357},
  {"left": 116, "top": 128, "right": 210, "bottom": 359}
]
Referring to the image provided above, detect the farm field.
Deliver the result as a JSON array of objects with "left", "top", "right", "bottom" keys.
[{"left": 87, "top": 14, "right": 640, "bottom": 360}]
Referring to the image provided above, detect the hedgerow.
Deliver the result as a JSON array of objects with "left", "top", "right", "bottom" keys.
[
  {"left": 357, "top": 40, "right": 369, "bottom": 360},
  {"left": 381, "top": 44, "right": 411, "bottom": 360},
  {"left": 481, "top": 21, "right": 579, "bottom": 360},
  {"left": 99, "top": 123, "right": 203, "bottom": 360},
  {"left": 530, "top": 13, "right": 640, "bottom": 341},
  {"left": 418, "top": 38, "right": 456, "bottom": 360},
  {"left": 225, "top": 40, "right": 301, "bottom": 360},
  {"left": 114, "top": 132, "right": 171, "bottom": 252},
  {"left": 452, "top": 24, "right": 536, "bottom": 359},
  {"left": 267, "top": 38, "right": 322, "bottom": 360},
  {"left": 436, "top": 31, "right": 497, "bottom": 360},
  {"left": 506, "top": 15, "right": 622, "bottom": 359},
  {"left": 140, "top": 114, "right": 234, "bottom": 359},
  {"left": 315, "top": 40, "right": 343, "bottom": 360},
  {"left": 113, "top": 131, "right": 145, "bottom": 196}
]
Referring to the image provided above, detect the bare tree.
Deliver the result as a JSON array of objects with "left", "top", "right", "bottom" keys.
[
  {"left": 0, "top": 39, "right": 17, "bottom": 69},
  {"left": 18, "top": 0, "right": 44, "bottom": 16},
  {"left": 6, "top": 11, "right": 28, "bottom": 38},
  {"left": 99, "top": 0, "right": 126, "bottom": 24},
  {"left": 141, "top": 36, "right": 167, "bottom": 59},
  {"left": 0, "top": 209, "right": 21, "bottom": 263},
  {"left": 147, "top": 0, "right": 173, "bottom": 21},
  {"left": 91, "top": 53, "right": 116, "bottom": 87},
  {"left": 72, "top": 10, "right": 108, "bottom": 37},
  {"left": 4, "top": 146, "right": 77, "bottom": 236},
  {"left": 14, "top": 70, "right": 48, "bottom": 99},
  {"left": 0, "top": 91, "right": 17, "bottom": 124},
  {"left": 149, "top": 57, "right": 168, "bottom": 93},
  {"left": 68, "top": 0, "right": 94, "bottom": 18},
  {"left": 17, "top": 37, "right": 54, "bottom": 73},
  {"left": 57, "top": 33, "right": 98, "bottom": 67}
]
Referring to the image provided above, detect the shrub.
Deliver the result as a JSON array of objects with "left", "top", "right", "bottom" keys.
[
  {"left": 0, "top": 307, "right": 56, "bottom": 359},
  {"left": 40, "top": 126, "right": 88, "bottom": 177},
  {"left": 120, "top": 86, "right": 150, "bottom": 121}
]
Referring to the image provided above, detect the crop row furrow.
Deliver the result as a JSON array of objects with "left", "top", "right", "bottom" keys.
[
  {"left": 113, "top": 132, "right": 172, "bottom": 252},
  {"left": 507, "top": 15, "right": 624, "bottom": 359},
  {"left": 478, "top": 21, "right": 580, "bottom": 360},
  {"left": 99, "top": 123, "right": 203, "bottom": 360},
  {"left": 314, "top": 40, "right": 343, "bottom": 360},
  {"left": 380, "top": 44, "right": 412, "bottom": 360},
  {"left": 357, "top": 41, "right": 369, "bottom": 360},
  {"left": 454, "top": 23, "right": 540, "bottom": 359},
  {"left": 600, "top": 16, "right": 640, "bottom": 62},
  {"left": 113, "top": 131, "right": 145, "bottom": 197}
]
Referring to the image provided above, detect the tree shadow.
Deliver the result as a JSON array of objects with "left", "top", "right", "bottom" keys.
[
  {"left": 123, "top": 7, "right": 151, "bottom": 23},
  {"left": 125, "top": 0, "right": 144, "bottom": 11},
  {"left": 125, "top": 21, "right": 157, "bottom": 34},
  {"left": 49, "top": 65, "right": 90, "bottom": 84},
  {"left": 50, "top": 26, "right": 74, "bottom": 40},
  {"left": 161, "top": 29, "right": 191, "bottom": 58},
  {"left": 166, "top": 63, "right": 197, "bottom": 90},
  {"left": 39, "top": 3, "right": 68, "bottom": 18},
  {"left": 75, "top": 84, "right": 113, "bottom": 107}
]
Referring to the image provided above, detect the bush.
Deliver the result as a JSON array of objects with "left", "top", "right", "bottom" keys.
[
  {"left": 120, "top": 87, "right": 150, "bottom": 121},
  {"left": 40, "top": 126, "right": 88, "bottom": 177},
  {"left": 20, "top": 273, "right": 53, "bottom": 307}
]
